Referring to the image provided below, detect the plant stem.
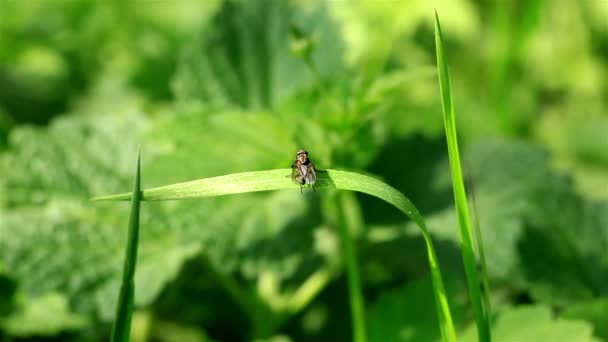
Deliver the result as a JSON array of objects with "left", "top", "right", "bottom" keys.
[{"left": 337, "top": 192, "right": 367, "bottom": 342}]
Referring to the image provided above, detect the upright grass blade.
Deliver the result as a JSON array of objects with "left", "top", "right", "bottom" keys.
[
  {"left": 434, "top": 11, "right": 491, "bottom": 342},
  {"left": 94, "top": 168, "right": 456, "bottom": 341},
  {"left": 110, "top": 151, "right": 142, "bottom": 342},
  {"left": 467, "top": 176, "right": 493, "bottom": 326}
]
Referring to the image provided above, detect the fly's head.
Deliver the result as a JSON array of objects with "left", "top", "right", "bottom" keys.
[{"left": 296, "top": 149, "right": 309, "bottom": 164}]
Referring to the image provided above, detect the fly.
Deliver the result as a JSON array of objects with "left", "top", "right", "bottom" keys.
[{"left": 291, "top": 149, "right": 317, "bottom": 193}]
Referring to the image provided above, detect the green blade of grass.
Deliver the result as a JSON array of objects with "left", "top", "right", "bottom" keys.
[
  {"left": 110, "top": 151, "right": 142, "bottom": 342},
  {"left": 94, "top": 168, "right": 456, "bottom": 341},
  {"left": 434, "top": 11, "right": 491, "bottom": 342},
  {"left": 467, "top": 176, "right": 493, "bottom": 327}
]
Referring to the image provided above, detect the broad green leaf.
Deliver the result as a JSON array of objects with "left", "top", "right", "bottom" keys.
[
  {"left": 0, "top": 111, "right": 332, "bottom": 337},
  {"left": 391, "top": 139, "right": 534, "bottom": 283},
  {"left": 144, "top": 110, "right": 297, "bottom": 184},
  {"left": 0, "top": 113, "right": 196, "bottom": 322},
  {"left": 368, "top": 276, "right": 466, "bottom": 342},
  {"left": 1, "top": 293, "right": 87, "bottom": 337},
  {"left": 416, "top": 139, "right": 608, "bottom": 306},
  {"left": 428, "top": 139, "right": 552, "bottom": 283},
  {"left": 143, "top": 107, "right": 360, "bottom": 334},
  {"left": 460, "top": 305, "right": 599, "bottom": 342},
  {"left": 520, "top": 184, "right": 608, "bottom": 305},
  {"left": 562, "top": 298, "right": 608, "bottom": 341},
  {"left": 171, "top": 0, "right": 344, "bottom": 110},
  {"left": 142, "top": 110, "right": 327, "bottom": 285}
]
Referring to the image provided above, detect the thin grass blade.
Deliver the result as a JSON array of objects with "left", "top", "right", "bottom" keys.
[
  {"left": 434, "top": 10, "right": 491, "bottom": 342},
  {"left": 110, "top": 151, "right": 142, "bottom": 342},
  {"left": 467, "top": 175, "right": 493, "bottom": 325}
]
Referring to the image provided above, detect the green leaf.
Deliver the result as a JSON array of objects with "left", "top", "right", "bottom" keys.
[
  {"left": 434, "top": 12, "right": 489, "bottom": 342},
  {"left": 0, "top": 111, "right": 330, "bottom": 337},
  {"left": 0, "top": 113, "right": 195, "bottom": 322},
  {"left": 110, "top": 151, "right": 142, "bottom": 342},
  {"left": 1, "top": 293, "right": 88, "bottom": 337},
  {"left": 142, "top": 111, "right": 326, "bottom": 285},
  {"left": 562, "top": 298, "right": 608, "bottom": 341},
  {"left": 460, "top": 305, "right": 599, "bottom": 342},
  {"left": 420, "top": 139, "right": 608, "bottom": 306},
  {"left": 144, "top": 110, "right": 297, "bottom": 184},
  {"left": 369, "top": 276, "right": 466, "bottom": 342},
  {"left": 425, "top": 139, "right": 552, "bottom": 283},
  {"left": 520, "top": 185, "right": 608, "bottom": 306},
  {"left": 171, "top": 0, "right": 344, "bottom": 109}
]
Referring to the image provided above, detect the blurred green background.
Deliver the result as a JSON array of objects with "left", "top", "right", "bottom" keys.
[{"left": 1, "top": 0, "right": 607, "bottom": 341}]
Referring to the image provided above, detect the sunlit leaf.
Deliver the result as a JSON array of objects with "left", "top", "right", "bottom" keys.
[
  {"left": 562, "top": 298, "right": 608, "bottom": 341},
  {"left": 459, "top": 305, "right": 598, "bottom": 342},
  {"left": 0, "top": 111, "right": 329, "bottom": 336},
  {"left": 1, "top": 293, "right": 87, "bottom": 337},
  {"left": 172, "top": 0, "right": 344, "bottom": 110}
]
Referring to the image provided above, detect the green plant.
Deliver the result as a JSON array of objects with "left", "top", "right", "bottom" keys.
[
  {"left": 434, "top": 11, "right": 491, "bottom": 341},
  {"left": 1, "top": 1, "right": 607, "bottom": 341},
  {"left": 95, "top": 168, "right": 457, "bottom": 341},
  {"left": 110, "top": 151, "right": 142, "bottom": 342}
]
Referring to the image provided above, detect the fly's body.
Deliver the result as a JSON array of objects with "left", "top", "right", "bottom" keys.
[{"left": 291, "top": 149, "right": 317, "bottom": 193}]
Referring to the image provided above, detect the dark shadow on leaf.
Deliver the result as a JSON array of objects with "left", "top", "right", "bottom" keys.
[{"left": 359, "top": 134, "right": 452, "bottom": 225}]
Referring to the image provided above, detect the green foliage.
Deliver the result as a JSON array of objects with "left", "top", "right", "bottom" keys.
[
  {"left": 172, "top": 0, "right": 344, "bottom": 110},
  {"left": 368, "top": 276, "right": 466, "bottom": 342},
  {"left": 0, "top": 114, "right": 190, "bottom": 323},
  {"left": 425, "top": 139, "right": 608, "bottom": 296},
  {"left": 95, "top": 167, "right": 458, "bottom": 341},
  {"left": 1, "top": 293, "right": 87, "bottom": 336},
  {"left": 1, "top": 0, "right": 607, "bottom": 341},
  {"left": 563, "top": 298, "right": 608, "bottom": 341},
  {"left": 460, "top": 305, "right": 598, "bottom": 342},
  {"left": 372, "top": 138, "right": 608, "bottom": 340},
  {"left": 0, "top": 113, "right": 328, "bottom": 328}
]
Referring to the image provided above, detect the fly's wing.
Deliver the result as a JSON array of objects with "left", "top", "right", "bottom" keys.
[
  {"left": 291, "top": 162, "right": 304, "bottom": 184},
  {"left": 304, "top": 162, "right": 316, "bottom": 185}
]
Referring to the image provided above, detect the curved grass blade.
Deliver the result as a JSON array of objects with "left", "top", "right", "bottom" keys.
[
  {"left": 434, "top": 10, "right": 491, "bottom": 342},
  {"left": 94, "top": 168, "right": 456, "bottom": 341},
  {"left": 110, "top": 151, "right": 142, "bottom": 342}
]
